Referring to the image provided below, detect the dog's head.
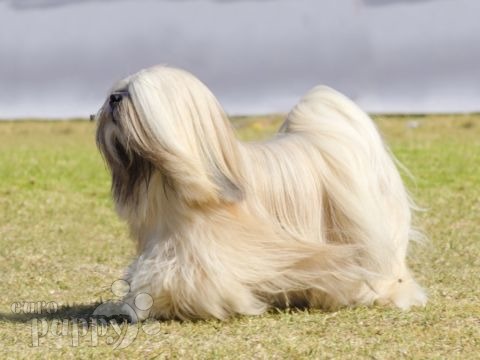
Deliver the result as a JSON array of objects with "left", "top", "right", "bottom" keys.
[{"left": 95, "top": 66, "right": 243, "bottom": 212}]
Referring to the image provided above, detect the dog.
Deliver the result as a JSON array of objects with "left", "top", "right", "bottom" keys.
[{"left": 95, "top": 65, "right": 426, "bottom": 321}]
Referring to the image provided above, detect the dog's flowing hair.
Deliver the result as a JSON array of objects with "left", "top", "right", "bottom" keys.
[{"left": 96, "top": 65, "right": 426, "bottom": 321}]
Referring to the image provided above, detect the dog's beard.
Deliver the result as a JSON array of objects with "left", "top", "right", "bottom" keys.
[
  {"left": 111, "top": 139, "right": 153, "bottom": 206},
  {"left": 96, "top": 107, "right": 153, "bottom": 207}
]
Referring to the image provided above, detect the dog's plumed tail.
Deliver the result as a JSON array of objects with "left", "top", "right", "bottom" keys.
[{"left": 273, "top": 86, "right": 427, "bottom": 309}]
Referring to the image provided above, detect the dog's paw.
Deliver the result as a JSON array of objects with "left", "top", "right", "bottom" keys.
[{"left": 375, "top": 277, "right": 427, "bottom": 310}]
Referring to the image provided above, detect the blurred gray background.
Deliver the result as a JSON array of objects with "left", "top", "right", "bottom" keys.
[{"left": 0, "top": 0, "right": 479, "bottom": 118}]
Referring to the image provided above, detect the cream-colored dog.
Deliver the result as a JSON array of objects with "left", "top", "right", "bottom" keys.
[{"left": 95, "top": 65, "right": 426, "bottom": 321}]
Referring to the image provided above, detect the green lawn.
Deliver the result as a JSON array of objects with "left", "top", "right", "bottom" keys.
[{"left": 0, "top": 115, "right": 479, "bottom": 358}]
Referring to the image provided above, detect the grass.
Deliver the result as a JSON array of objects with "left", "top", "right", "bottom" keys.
[{"left": 0, "top": 114, "right": 479, "bottom": 358}]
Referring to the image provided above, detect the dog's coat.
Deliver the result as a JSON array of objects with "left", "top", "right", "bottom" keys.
[{"left": 96, "top": 65, "right": 426, "bottom": 320}]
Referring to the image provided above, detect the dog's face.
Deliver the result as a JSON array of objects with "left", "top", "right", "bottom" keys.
[{"left": 96, "top": 87, "right": 153, "bottom": 207}]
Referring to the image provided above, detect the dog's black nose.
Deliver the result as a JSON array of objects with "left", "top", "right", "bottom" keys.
[{"left": 110, "top": 93, "right": 123, "bottom": 106}]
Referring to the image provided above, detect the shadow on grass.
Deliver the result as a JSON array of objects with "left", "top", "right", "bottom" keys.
[
  {"left": 0, "top": 299, "right": 325, "bottom": 325},
  {"left": 0, "top": 302, "right": 104, "bottom": 323}
]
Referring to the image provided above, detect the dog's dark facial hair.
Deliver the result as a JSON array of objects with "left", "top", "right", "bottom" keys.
[
  {"left": 96, "top": 99, "right": 153, "bottom": 207},
  {"left": 110, "top": 139, "right": 153, "bottom": 206}
]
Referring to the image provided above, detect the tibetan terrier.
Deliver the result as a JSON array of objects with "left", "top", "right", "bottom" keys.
[{"left": 95, "top": 65, "right": 426, "bottom": 321}]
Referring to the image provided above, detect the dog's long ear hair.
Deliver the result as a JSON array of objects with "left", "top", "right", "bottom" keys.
[{"left": 97, "top": 66, "right": 243, "bottom": 207}]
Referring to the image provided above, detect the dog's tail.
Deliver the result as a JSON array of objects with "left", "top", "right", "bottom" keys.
[{"left": 277, "top": 86, "right": 426, "bottom": 308}]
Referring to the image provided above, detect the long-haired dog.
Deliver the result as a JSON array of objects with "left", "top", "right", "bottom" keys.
[{"left": 95, "top": 65, "right": 426, "bottom": 321}]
